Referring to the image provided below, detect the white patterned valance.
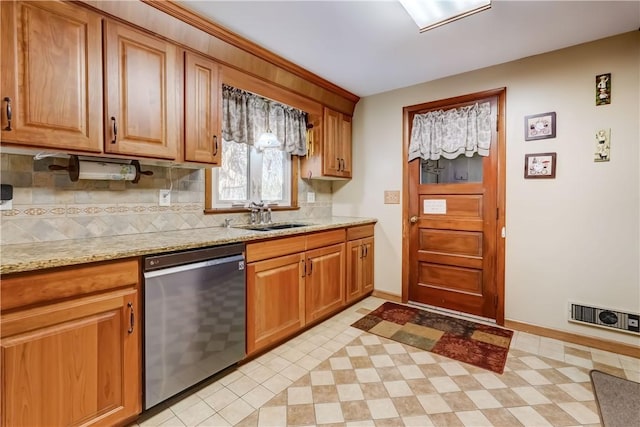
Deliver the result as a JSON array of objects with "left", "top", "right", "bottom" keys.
[
  {"left": 408, "top": 102, "right": 492, "bottom": 161},
  {"left": 222, "top": 84, "right": 308, "bottom": 156}
]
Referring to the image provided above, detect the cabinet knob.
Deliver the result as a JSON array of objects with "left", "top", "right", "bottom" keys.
[
  {"left": 127, "top": 302, "right": 135, "bottom": 334},
  {"left": 409, "top": 216, "right": 418, "bottom": 224},
  {"left": 3, "top": 97, "right": 12, "bottom": 131},
  {"left": 110, "top": 116, "right": 117, "bottom": 144}
]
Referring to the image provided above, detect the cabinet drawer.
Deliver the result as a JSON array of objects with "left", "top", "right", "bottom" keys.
[
  {"left": 347, "top": 224, "right": 374, "bottom": 241},
  {"left": 306, "top": 229, "right": 345, "bottom": 250},
  {"left": 246, "top": 235, "right": 307, "bottom": 263},
  {"left": 1, "top": 258, "right": 139, "bottom": 311}
]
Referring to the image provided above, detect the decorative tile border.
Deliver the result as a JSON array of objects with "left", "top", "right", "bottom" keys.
[
  {"left": 0, "top": 153, "right": 334, "bottom": 244},
  {"left": 1, "top": 203, "right": 204, "bottom": 218}
]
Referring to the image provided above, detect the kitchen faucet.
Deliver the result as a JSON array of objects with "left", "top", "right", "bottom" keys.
[
  {"left": 248, "top": 201, "right": 264, "bottom": 224},
  {"left": 248, "top": 201, "right": 272, "bottom": 225}
]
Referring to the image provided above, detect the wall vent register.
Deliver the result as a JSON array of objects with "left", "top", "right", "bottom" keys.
[{"left": 569, "top": 302, "right": 639, "bottom": 335}]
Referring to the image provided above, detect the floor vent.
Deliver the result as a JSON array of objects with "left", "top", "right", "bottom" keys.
[{"left": 569, "top": 302, "right": 640, "bottom": 335}]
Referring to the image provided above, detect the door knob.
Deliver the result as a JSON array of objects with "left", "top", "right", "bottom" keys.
[{"left": 409, "top": 216, "right": 418, "bottom": 224}]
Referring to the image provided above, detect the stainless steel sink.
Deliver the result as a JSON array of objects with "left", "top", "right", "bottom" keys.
[{"left": 236, "top": 223, "right": 310, "bottom": 231}]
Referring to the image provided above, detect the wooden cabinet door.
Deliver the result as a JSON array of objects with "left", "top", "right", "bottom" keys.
[
  {"left": 305, "top": 243, "right": 345, "bottom": 322},
  {"left": 184, "top": 51, "right": 222, "bottom": 165},
  {"left": 345, "top": 239, "right": 363, "bottom": 303},
  {"left": 322, "top": 107, "right": 341, "bottom": 176},
  {"left": 0, "top": 1, "right": 103, "bottom": 152},
  {"left": 1, "top": 288, "right": 140, "bottom": 427},
  {"left": 104, "top": 21, "right": 179, "bottom": 159},
  {"left": 246, "top": 253, "right": 305, "bottom": 355},
  {"left": 339, "top": 114, "right": 353, "bottom": 178},
  {"left": 361, "top": 237, "right": 375, "bottom": 294}
]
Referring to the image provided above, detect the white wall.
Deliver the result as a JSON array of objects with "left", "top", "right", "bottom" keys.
[{"left": 333, "top": 32, "right": 640, "bottom": 345}]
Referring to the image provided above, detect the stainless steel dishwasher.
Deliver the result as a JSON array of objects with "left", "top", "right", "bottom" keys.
[{"left": 143, "top": 243, "right": 245, "bottom": 410}]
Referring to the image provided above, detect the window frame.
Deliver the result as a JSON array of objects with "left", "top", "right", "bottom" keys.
[
  {"left": 204, "top": 155, "right": 299, "bottom": 213},
  {"left": 203, "top": 70, "right": 323, "bottom": 214}
]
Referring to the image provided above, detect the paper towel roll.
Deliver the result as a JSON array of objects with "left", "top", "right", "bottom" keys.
[{"left": 77, "top": 161, "right": 137, "bottom": 181}]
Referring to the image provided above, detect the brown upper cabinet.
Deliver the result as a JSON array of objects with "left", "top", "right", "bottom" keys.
[
  {"left": 301, "top": 107, "right": 353, "bottom": 179},
  {"left": 103, "top": 20, "right": 180, "bottom": 160},
  {"left": 184, "top": 51, "right": 222, "bottom": 165},
  {"left": 0, "top": 1, "right": 103, "bottom": 152},
  {"left": 1, "top": 1, "right": 356, "bottom": 169}
]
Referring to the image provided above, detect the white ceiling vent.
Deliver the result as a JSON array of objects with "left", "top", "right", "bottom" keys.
[{"left": 569, "top": 302, "right": 639, "bottom": 336}]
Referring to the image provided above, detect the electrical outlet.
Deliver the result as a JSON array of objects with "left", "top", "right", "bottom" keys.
[
  {"left": 159, "top": 189, "right": 171, "bottom": 206},
  {"left": 384, "top": 190, "right": 400, "bottom": 204},
  {"left": 0, "top": 200, "right": 13, "bottom": 211},
  {"left": 307, "top": 192, "right": 316, "bottom": 203}
]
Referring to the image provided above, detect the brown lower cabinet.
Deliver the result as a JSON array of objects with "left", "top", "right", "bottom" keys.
[
  {"left": 346, "top": 225, "right": 375, "bottom": 303},
  {"left": 305, "top": 243, "right": 345, "bottom": 322},
  {"left": 246, "top": 252, "right": 306, "bottom": 355},
  {"left": 246, "top": 227, "right": 371, "bottom": 356},
  {"left": 0, "top": 259, "right": 141, "bottom": 427},
  {"left": 246, "top": 229, "right": 347, "bottom": 355}
]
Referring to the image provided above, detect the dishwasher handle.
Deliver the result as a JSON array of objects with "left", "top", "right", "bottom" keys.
[{"left": 144, "top": 254, "right": 245, "bottom": 279}]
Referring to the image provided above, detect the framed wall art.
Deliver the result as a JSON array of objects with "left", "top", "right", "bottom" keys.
[
  {"left": 594, "top": 128, "right": 611, "bottom": 162},
  {"left": 524, "top": 152, "right": 556, "bottom": 179},
  {"left": 596, "top": 73, "right": 611, "bottom": 106},
  {"left": 525, "top": 112, "right": 556, "bottom": 141}
]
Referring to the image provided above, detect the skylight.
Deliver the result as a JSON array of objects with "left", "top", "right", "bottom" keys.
[{"left": 399, "top": 0, "right": 492, "bottom": 32}]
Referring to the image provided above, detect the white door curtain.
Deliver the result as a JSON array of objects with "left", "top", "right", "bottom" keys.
[{"left": 408, "top": 102, "right": 492, "bottom": 161}]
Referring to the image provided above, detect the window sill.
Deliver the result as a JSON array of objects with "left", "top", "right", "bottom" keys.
[{"left": 204, "top": 206, "right": 300, "bottom": 215}]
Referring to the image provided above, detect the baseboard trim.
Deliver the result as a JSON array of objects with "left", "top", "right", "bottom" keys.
[
  {"left": 371, "top": 290, "right": 402, "bottom": 303},
  {"left": 505, "top": 319, "right": 640, "bottom": 359}
]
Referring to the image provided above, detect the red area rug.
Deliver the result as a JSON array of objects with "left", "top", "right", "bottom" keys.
[{"left": 351, "top": 301, "right": 513, "bottom": 374}]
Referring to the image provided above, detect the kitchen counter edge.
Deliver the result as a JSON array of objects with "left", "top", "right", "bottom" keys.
[{"left": 0, "top": 217, "right": 377, "bottom": 275}]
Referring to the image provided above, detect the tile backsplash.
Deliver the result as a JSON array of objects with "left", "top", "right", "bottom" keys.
[{"left": 0, "top": 153, "right": 332, "bottom": 244}]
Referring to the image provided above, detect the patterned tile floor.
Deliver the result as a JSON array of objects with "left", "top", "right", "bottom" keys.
[{"left": 134, "top": 297, "right": 640, "bottom": 426}]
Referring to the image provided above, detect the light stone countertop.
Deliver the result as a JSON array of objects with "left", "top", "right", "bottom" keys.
[{"left": 0, "top": 216, "right": 377, "bottom": 274}]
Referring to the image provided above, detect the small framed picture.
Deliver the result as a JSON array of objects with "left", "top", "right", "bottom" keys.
[
  {"left": 525, "top": 112, "right": 556, "bottom": 141},
  {"left": 594, "top": 129, "right": 611, "bottom": 162},
  {"left": 596, "top": 73, "right": 611, "bottom": 106},
  {"left": 524, "top": 152, "right": 556, "bottom": 179}
]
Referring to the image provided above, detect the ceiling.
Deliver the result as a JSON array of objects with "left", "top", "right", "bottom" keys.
[{"left": 178, "top": 1, "right": 640, "bottom": 98}]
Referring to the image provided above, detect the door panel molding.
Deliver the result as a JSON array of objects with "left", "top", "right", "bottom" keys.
[
  {"left": 420, "top": 229, "right": 483, "bottom": 257},
  {"left": 402, "top": 88, "right": 506, "bottom": 324}
]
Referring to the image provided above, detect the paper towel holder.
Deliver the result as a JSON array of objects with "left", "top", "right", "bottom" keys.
[{"left": 48, "top": 155, "right": 154, "bottom": 183}]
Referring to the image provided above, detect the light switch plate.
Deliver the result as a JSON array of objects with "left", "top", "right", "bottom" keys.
[
  {"left": 307, "top": 192, "right": 316, "bottom": 203},
  {"left": 384, "top": 190, "right": 400, "bottom": 204},
  {"left": 159, "top": 189, "right": 171, "bottom": 206}
]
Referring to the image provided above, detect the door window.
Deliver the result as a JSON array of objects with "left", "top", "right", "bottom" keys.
[{"left": 420, "top": 153, "right": 483, "bottom": 184}]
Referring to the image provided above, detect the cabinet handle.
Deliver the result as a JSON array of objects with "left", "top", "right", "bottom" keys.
[
  {"left": 364, "top": 246, "right": 368, "bottom": 258},
  {"left": 127, "top": 302, "right": 135, "bottom": 334},
  {"left": 308, "top": 259, "right": 313, "bottom": 275},
  {"left": 336, "top": 157, "right": 341, "bottom": 171},
  {"left": 110, "top": 116, "right": 117, "bottom": 144},
  {"left": 3, "top": 97, "right": 12, "bottom": 131},
  {"left": 213, "top": 135, "right": 218, "bottom": 156},
  {"left": 340, "top": 158, "right": 344, "bottom": 171},
  {"left": 301, "top": 259, "right": 306, "bottom": 277}
]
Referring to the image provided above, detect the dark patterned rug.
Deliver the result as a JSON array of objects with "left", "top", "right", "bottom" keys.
[{"left": 351, "top": 301, "right": 513, "bottom": 374}]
